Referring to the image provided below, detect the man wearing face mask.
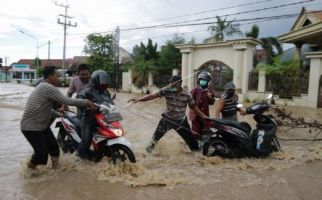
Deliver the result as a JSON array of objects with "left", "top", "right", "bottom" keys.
[
  {"left": 214, "top": 82, "right": 245, "bottom": 121},
  {"left": 128, "top": 75, "right": 207, "bottom": 153},
  {"left": 189, "top": 71, "right": 215, "bottom": 139}
]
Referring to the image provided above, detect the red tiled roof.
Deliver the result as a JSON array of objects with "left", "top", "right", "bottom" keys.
[
  {"left": 16, "top": 56, "right": 89, "bottom": 69},
  {"left": 312, "top": 11, "right": 322, "bottom": 21}
]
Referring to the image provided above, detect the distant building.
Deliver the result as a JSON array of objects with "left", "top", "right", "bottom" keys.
[
  {"left": 0, "top": 64, "right": 37, "bottom": 83},
  {"left": 16, "top": 47, "right": 133, "bottom": 75}
]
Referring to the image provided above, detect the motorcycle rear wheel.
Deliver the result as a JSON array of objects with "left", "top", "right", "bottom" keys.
[
  {"left": 203, "top": 138, "right": 229, "bottom": 157},
  {"left": 107, "top": 144, "right": 136, "bottom": 164}
]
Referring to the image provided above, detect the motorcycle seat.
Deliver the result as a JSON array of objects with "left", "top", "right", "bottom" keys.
[
  {"left": 64, "top": 111, "right": 81, "bottom": 127},
  {"left": 215, "top": 119, "right": 251, "bottom": 133}
]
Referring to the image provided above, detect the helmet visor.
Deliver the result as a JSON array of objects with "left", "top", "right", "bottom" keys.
[{"left": 97, "top": 73, "right": 111, "bottom": 85}]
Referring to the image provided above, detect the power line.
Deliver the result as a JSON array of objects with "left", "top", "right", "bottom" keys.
[
  {"left": 119, "top": 17, "right": 292, "bottom": 44},
  {"left": 129, "top": 0, "right": 280, "bottom": 27},
  {"left": 120, "top": 13, "right": 298, "bottom": 31},
  {"left": 65, "top": 0, "right": 315, "bottom": 37},
  {"left": 123, "top": 0, "right": 316, "bottom": 30},
  {"left": 56, "top": 11, "right": 301, "bottom": 46}
]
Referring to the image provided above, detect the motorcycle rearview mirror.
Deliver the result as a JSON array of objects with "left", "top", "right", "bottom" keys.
[{"left": 237, "top": 103, "right": 244, "bottom": 108}]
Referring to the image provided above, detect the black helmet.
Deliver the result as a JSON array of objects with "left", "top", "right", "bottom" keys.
[
  {"left": 169, "top": 75, "right": 182, "bottom": 84},
  {"left": 197, "top": 71, "right": 212, "bottom": 82},
  {"left": 224, "top": 82, "right": 236, "bottom": 90},
  {"left": 91, "top": 70, "right": 110, "bottom": 91}
]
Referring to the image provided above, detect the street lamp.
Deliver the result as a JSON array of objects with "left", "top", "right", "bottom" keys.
[{"left": 19, "top": 30, "right": 39, "bottom": 78}]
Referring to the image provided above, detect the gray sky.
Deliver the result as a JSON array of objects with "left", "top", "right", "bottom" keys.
[{"left": 1, "top": 0, "right": 322, "bottom": 65}]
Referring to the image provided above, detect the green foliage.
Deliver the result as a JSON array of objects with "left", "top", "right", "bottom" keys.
[
  {"left": 132, "top": 42, "right": 146, "bottom": 61},
  {"left": 263, "top": 57, "right": 298, "bottom": 76},
  {"left": 32, "top": 57, "right": 41, "bottom": 68},
  {"left": 245, "top": 24, "right": 282, "bottom": 64},
  {"left": 245, "top": 24, "right": 259, "bottom": 39},
  {"left": 37, "top": 67, "right": 44, "bottom": 78},
  {"left": 83, "top": 33, "right": 114, "bottom": 73},
  {"left": 145, "top": 39, "right": 159, "bottom": 61},
  {"left": 158, "top": 35, "right": 185, "bottom": 71},
  {"left": 204, "top": 16, "right": 242, "bottom": 42},
  {"left": 131, "top": 59, "right": 157, "bottom": 87},
  {"left": 261, "top": 57, "right": 309, "bottom": 99},
  {"left": 261, "top": 37, "right": 283, "bottom": 64},
  {"left": 131, "top": 39, "right": 159, "bottom": 62}
]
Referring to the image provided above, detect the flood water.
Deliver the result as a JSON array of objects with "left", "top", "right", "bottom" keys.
[{"left": 1, "top": 83, "right": 322, "bottom": 200}]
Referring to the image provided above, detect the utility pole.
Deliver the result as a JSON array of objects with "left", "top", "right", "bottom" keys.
[
  {"left": 114, "top": 26, "right": 120, "bottom": 92},
  {"left": 4, "top": 56, "right": 8, "bottom": 83},
  {"left": 55, "top": 1, "right": 77, "bottom": 84},
  {"left": 19, "top": 30, "right": 39, "bottom": 78},
  {"left": 48, "top": 40, "right": 51, "bottom": 65}
]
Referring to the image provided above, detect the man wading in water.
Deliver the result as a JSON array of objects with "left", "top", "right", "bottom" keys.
[
  {"left": 128, "top": 75, "right": 207, "bottom": 153},
  {"left": 20, "top": 66, "right": 96, "bottom": 169}
]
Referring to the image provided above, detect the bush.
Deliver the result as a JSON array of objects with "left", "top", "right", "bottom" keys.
[{"left": 262, "top": 57, "right": 309, "bottom": 99}]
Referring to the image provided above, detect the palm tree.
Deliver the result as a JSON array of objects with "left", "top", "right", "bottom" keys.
[
  {"left": 261, "top": 37, "right": 283, "bottom": 64},
  {"left": 246, "top": 24, "right": 282, "bottom": 64},
  {"left": 204, "top": 16, "right": 242, "bottom": 43},
  {"left": 131, "top": 59, "right": 156, "bottom": 89},
  {"left": 245, "top": 24, "right": 259, "bottom": 39}
]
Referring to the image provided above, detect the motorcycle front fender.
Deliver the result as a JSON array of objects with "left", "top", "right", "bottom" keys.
[{"left": 107, "top": 136, "right": 133, "bottom": 150}]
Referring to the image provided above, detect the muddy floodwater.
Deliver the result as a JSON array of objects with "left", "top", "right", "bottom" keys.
[{"left": 1, "top": 83, "right": 322, "bottom": 200}]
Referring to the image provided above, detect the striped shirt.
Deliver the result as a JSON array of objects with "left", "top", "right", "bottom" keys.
[
  {"left": 21, "top": 82, "right": 88, "bottom": 131},
  {"left": 157, "top": 88, "right": 195, "bottom": 120},
  {"left": 221, "top": 93, "right": 239, "bottom": 119}
]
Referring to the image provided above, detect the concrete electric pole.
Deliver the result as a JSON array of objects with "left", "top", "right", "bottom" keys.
[
  {"left": 114, "top": 26, "right": 120, "bottom": 92},
  {"left": 55, "top": 1, "right": 77, "bottom": 84},
  {"left": 48, "top": 40, "right": 51, "bottom": 65}
]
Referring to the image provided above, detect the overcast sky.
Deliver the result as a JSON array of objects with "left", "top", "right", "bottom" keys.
[{"left": 1, "top": 0, "right": 322, "bottom": 65}]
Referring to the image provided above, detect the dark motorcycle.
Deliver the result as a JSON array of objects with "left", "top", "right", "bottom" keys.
[
  {"left": 202, "top": 94, "right": 281, "bottom": 158},
  {"left": 56, "top": 101, "right": 136, "bottom": 164}
]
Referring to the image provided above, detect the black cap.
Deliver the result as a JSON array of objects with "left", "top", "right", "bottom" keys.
[{"left": 169, "top": 75, "right": 182, "bottom": 83}]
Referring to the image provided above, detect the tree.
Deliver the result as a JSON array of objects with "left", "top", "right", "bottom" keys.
[
  {"left": 32, "top": 57, "right": 41, "bottom": 68},
  {"left": 131, "top": 59, "right": 157, "bottom": 88},
  {"left": 204, "top": 16, "right": 242, "bottom": 43},
  {"left": 245, "top": 24, "right": 259, "bottom": 39},
  {"left": 83, "top": 33, "right": 114, "bottom": 73},
  {"left": 130, "top": 39, "right": 159, "bottom": 88},
  {"left": 258, "top": 57, "right": 307, "bottom": 98},
  {"left": 145, "top": 39, "right": 159, "bottom": 61},
  {"left": 261, "top": 37, "right": 283, "bottom": 64},
  {"left": 158, "top": 35, "right": 185, "bottom": 71},
  {"left": 132, "top": 42, "right": 147, "bottom": 61},
  {"left": 245, "top": 24, "right": 282, "bottom": 64}
]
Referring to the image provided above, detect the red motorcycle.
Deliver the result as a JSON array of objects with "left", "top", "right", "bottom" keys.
[{"left": 56, "top": 102, "right": 136, "bottom": 164}]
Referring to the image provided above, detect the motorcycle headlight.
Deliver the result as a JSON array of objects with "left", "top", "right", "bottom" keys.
[{"left": 111, "top": 128, "right": 123, "bottom": 136}]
